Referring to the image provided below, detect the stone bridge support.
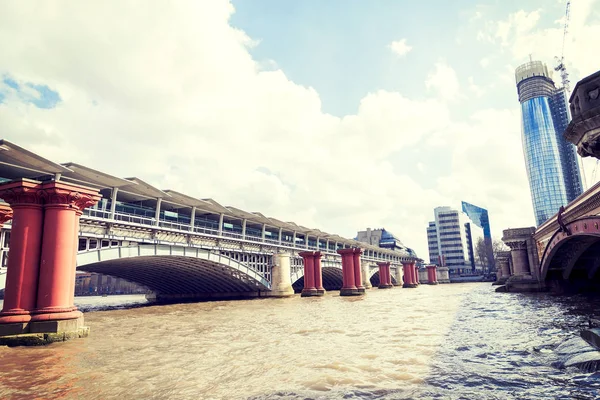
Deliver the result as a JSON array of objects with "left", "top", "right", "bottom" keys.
[
  {"left": 269, "top": 251, "right": 294, "bottom": 297},
  {"left": 393, "top": 265, "right": 402, "bottom": 286},
  {"left": 500, "top": 227, "right": 545, "bottom": 293},
  {"left": 377, "top": 262, "right": 393, "bottom": 289},
  {"left": 362, "top": 263, "right": 372, "bottom": 290},
  {"left": 493, "top": 251, "right": 511, "bottom": 285},
  {"left": 426, "top": 265, "right": 438, "bottom": 285},
  {"left": 0, "top": 179, "right": 101, "bottom": 345},
  {"left": 436, "top": 266, "right": 450, "bottom": 283},
  {"left": 402, "top": 261, "right": 417, "bottom": 288}
]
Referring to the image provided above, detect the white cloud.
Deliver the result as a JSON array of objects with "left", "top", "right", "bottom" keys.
[
  {"left": 425, "top": 61, "right": 461, "bottom": 101},
  {"left": 0, "top": 1, "right": 561, "bottom": 260},
  {"left": 479, "top": 1, "right": 600, "bottom": 82},
  {"left": 388, "top": 39, "right": 412, "bottom": 57},
  {"left": 468, "top": 76, "right": 485, "bottom": 97}
]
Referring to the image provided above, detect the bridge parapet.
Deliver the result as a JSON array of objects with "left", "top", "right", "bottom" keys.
[{"left": 565, "top": 70, "right": 600, "bottom": 158}]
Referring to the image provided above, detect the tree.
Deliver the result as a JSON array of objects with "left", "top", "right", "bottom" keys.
[
  {"left": 476, "top": 238, "right": 508, "bottom": 275},
  {"left": 492, "top": 239, "right": 509, "bottom": 272},
  {"left": 475, "top": 237, "right": 489, "bottom": 272}
]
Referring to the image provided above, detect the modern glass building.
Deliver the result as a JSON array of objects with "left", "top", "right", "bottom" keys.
[
  {"left": 515, "top": 61, "right": 583, "bottom": 226},
  {"left": 461, "top": 201, "right": 491, "bottom": 240},
  {"left": 461, "top": 201, "right": 493, "bottom": 270}
]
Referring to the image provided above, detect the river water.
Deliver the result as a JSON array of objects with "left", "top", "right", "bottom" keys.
[{"left": 2, "top": 283, "right": 600, "bottom": 399}]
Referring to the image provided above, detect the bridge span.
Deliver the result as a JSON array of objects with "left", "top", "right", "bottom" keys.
[{"left": 0, "top": 139, "right": 436, "bottom": 344}]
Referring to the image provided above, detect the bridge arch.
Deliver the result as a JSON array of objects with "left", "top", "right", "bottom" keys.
[
  {"left": 77, "top": 244, "right": 271, "bottom": 301},
  {"left": 540, "top": 217, "right": 600, "bottom": 284},
  {"left": 369, "top": 270, "right": 398, "bottom": 287},
  {"left": 290, "top": 267, "right": 343, "bottom": 293}
]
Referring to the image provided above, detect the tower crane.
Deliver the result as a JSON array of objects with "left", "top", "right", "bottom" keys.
[{"left": 554, "top": 0, "right": 571, "bottom": 92}]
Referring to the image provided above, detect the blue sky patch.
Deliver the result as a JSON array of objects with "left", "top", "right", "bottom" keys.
[{"left": 1, "top": 75, "right": 61, "bottom": 109}]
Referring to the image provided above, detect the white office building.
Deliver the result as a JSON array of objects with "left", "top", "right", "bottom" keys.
[{"left": 426, "top": 206, "right": 485, "bottom": 275}]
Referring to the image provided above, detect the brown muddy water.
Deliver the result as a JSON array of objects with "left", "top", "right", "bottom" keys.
[{"left": 2, "top": 283, "right": 600, "bottom": 399}]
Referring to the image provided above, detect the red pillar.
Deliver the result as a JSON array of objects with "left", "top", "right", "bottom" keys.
[
  {"left": 0, "top": 180, "right": 45, "bottom": 326},
  {"left": 338, "top": 248, "right": 359, "bottom": 296},
  {"left": 299, "top": 251, "right": 318, "bottom": 297},
  {"left": 377, "top": 262, "right": 392, "bottom": 289},
  {"left": 427, "top": 265, "right": 438, "bottom": 285},
  {"left": 402, "top": 261, "right": 417, "bottom": 288},
  {"left": 353, "top": 248, "right": 365, "bottom": 294},
  {"left": 30, "top": 181, "right": 101, "bottom": 322},
  {"left": 413, "top": 263, "right": 420, "bottom": 285},
  {"left": 313, "top": 251, "right": 325, "bottom": 295},
  {"left": 433, "top": 265, "right": 439, "bottom": 283}
]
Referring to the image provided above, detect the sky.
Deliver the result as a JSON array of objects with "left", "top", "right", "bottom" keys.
[{"left": 0, "top": 0, "right": 599, "bottom": 259}]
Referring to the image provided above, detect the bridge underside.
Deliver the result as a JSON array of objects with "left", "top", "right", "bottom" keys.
[
  {"left": 78, "top": 255, "right": 270, "bottom": 302},
  {"left": 369, "top": 271, "right": 399, "bottom": 287},
  {"left": 544, "top": 235, "right": 600, "bottom": 293},
  {"left": 291, "top": 267, "right": 343, "bottom": 293}
]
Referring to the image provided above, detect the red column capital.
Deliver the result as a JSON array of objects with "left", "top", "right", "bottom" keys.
[
  {"left": 336, "top": 248, "right": 355, "bottom": 255},
  {"left": 0, "top": 179, "right": 46, "bottom": 207},
  {"left": 40, "top": 181, "right": 102, "bottom": 211}
]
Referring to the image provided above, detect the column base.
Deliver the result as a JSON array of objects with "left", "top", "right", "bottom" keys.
[
  {"left": 340, "top": 288, "right": 362, "bottom": 296},
  {"left": 492, "top": 277, "right": 509, "bottom": 286},
  {"left": 30, "top": 309, "right": 82, "bottom": 322},
  {"left": 427, "top": 282, "right": 439, "bottom": 285},
  {"left": 316, "top": 288, "right": 326, "bottom": 295},
  {"left": 403, "top": 283, "right": 418, "bottom": 288},
  {"left": 378, "top": 284, "right": 393, "bottom": 289},
  {"left": 0, "top": 310, "right": 32, "bottom": 324},
  {"left": 501, "top": 275, "right": 547, "bottom": 293},
  {"left": 356, "top": 286, "right": 366, "bottom": 293},
  {"left": 266, "top": 289, "right": 295, "bottom": 297},
  {"left": 0, "top": 315, "right": 89, "bottom": 346},
  {"left": 301, "top": 288, "right": 321, "bottom": 297}
]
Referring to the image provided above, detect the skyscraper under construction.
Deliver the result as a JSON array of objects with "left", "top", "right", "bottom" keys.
[{"left": 515, "top": 60, "right": 583, "bottom": 226}]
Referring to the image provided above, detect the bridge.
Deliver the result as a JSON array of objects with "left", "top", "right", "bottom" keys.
[
  {"left": 496, "top": 70, "right": 600, "bottom": 293},
  {"left": 0, "top": 139, "right": 436, "bottom": 345}
]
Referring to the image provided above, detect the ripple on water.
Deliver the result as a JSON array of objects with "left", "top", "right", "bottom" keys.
[{"left": 4, "top": 285, "right": 600, "bottom": 399}]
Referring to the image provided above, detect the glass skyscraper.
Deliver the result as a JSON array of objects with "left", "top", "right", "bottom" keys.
[
  {"left": 461, "top": 201, "right": 491, "bottom": 240},
  {"left": 515, "top": 61, "right": 583, "bottom": 226},
  {"left": 461, "top": 201, "right": 493, "bottom": 269}
]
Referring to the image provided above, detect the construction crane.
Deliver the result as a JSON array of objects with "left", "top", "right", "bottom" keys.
[{"left": 554, "top": 0, "right": 571, "bottom": 92}]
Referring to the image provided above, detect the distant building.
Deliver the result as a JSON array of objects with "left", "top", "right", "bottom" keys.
[
  {"left": 75, "top": 272, "right": 146, "bottom": 296},
  {"left": 461, "top": 201, "right": 494, "bottom": 270},
  {"left": 356, "top": 228, "right": 418, "bottom": 258},
  {"left": 426, "top": 206, "right": 484, "bottom": 275},
  {"left": 515, "top": 60, "right": 583, "bottom": 225}
]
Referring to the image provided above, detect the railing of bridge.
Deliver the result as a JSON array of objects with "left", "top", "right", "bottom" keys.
[{"left": 79, "top": 209, "right": 411, "bottom": 264}]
